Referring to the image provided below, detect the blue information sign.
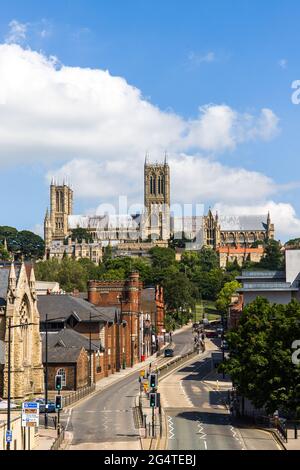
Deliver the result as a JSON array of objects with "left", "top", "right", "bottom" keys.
[{"left": 6, "top": 430, "right": 12, "bottom": 443}]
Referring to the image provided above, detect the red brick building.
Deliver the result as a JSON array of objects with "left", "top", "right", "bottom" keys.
[
  {"left": 88, "top": 272, "right": 166, "bottom": 366},
  {"left": 228, "top": 294, "right": 244, "bottom": 329}
]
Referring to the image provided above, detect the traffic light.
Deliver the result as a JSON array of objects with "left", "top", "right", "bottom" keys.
[
  {"left": 149, "top": 373, "right": 157, "bottom": 389},
  {"left": 55, "top": 395, "right": 63, "bottom": 410},
  {"left": 55, "top": 375, "right": 62, "bottom": 391},
  {"left": 149, "top": 392, "right": 157, "bottom": 408}
]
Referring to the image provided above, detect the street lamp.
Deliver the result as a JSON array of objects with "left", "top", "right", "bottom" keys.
[
  {"left": 89, "top": 312, "right": 107, "bottom": 387},
  {"left": 43, "top": 315, "right": 65, "bottom": 429},
  {"left": 6, "top": 318, "right": 38, "bottom": 451}
]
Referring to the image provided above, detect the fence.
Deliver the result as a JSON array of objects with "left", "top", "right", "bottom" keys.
[
  {"left": 157, "top": 347, "right": 199, "bottom": 379},
  {"left": 62, "top": 384, "right": 96, "bottom": 407},
  {"left": 50, "top": 426, "right": 65, "bottom": 451}
]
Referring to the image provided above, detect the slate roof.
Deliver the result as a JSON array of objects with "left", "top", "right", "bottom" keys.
[
  {"left": 37, "top": 294, "right": 120, "bottom": 323},
  {"left": 219, "top": 215, "right": 268, "bottom": 232},
  {"left": 0, "top": 264, "right": 21, "bottom": 301},
  {"left": 41, "top": 328, "right": 104, "bottom": 363}
]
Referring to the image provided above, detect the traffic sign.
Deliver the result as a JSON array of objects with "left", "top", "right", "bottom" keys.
[
  {"left": 6, "top": 430, "right": 12, "bottom": 443},
  {"left": 22, "top": 402, "right": 39, "bottom": 428}
]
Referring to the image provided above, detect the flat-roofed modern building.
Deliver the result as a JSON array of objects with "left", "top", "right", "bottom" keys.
[{"left": 237, "top": 249, "right": 300, "bottom": 306}]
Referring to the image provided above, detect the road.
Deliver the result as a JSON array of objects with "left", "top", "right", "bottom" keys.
[
  {"left": 161, "top": 352, "right": 281, "bottom": 451},
  {"left": 62, "top": 326, "right": 194, "bottom": 450}
]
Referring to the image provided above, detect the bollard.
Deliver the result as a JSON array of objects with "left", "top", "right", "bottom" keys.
[{"left": 295, "top": 424, "right": 298, "bottom": 440}]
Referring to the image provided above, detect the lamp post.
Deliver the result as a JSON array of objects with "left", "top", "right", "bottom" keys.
[
  {"left": 88, "top": 312, "right": 106, "bottom": 387},
  {"left": 117, "top": 295, "right": 126, "bottom": 370},
  {"left": 43, "top": 315, "right": 65, "bottom": 429},
  {"left": 6, "top": 318, "right": 38, "bottom": 451}
]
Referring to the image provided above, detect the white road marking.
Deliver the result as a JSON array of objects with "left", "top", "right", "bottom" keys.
[
  {"left": 230, "top": 425, "right": 246, "bottom": 450},
  {"left": 168, "top": 416, "right": 175, "bottom": 440},
  {"left": 180, "top": 380, "right": 194, "bottom": 406},
  {"left": 65, "top": 408, "right": 72, "bottom": 430},
  {"left": 197, "top": 421, "right": 208, "bottom": 450}
]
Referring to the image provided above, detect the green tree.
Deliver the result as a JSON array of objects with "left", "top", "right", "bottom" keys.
[
  {"left": 221, "top": 298, "right": 300, "bottom": 416},
  {"left": 163, "top": 272, "right": 196, "bottom": 314},
  {"left": 215, "top": 281, "right": 241, "bottom": 315},
  {"left": 0, "top": 243, "right": 10, "bottom": 261},
  {"left": 198, "top": 246, "right": 219, "bottom": 272},
  {"left": 192, "top": 268, "right": 224, "bottom": 301},
  {"left": 71, "top": 228, "right": 94, "bottom": 243},
  {"left": 0, "top": 226, "right": 44, "bottom": 260},
  {"left": 259, "top": 240, "right": 284, "bottom": 270},
  {"left": 149, "top": 247, "right": 176, "bottom": 270}
]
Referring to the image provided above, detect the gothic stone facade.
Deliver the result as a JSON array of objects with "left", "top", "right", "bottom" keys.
[
  {"left": 44, "top": 160, "right": 275, "bottom": 264},
  {"left": 0, "top": 263, "right": 44, "bottom": 399}
]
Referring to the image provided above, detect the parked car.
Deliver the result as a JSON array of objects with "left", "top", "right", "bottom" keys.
[
  {"left": 164, "top": 348, "right": 174, "bottom": 358},
  {"left": 33, "top": 398, "right": 56, "bottom": 413}
]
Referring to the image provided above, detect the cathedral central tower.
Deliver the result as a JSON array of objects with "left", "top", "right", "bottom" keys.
[{"left": 143, "top": 155, "right": 170, "bottom": 241}]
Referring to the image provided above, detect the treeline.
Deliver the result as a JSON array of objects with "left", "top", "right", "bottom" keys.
[
  {"left": 35, "top": 247, "right": 237, "bottom": 315},
  {"left": 221, "top": 297, "right": 300, "bottom": 418},
  {"left": 0, "top": 226, "right": 45, "bottom": 260}
]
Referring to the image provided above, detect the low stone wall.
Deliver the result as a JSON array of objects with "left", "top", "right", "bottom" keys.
[{"left": 0, "top": 413, "right": 38, "bottom": 450}]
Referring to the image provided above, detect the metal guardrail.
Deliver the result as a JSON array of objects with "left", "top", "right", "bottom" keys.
[
  {"left": 63, "top": 384, "right": 96, "bottom": 407},
  {"left": 50, "top": 426, "right": 65, "bottom": 451},
  {"left": 156, "top": 347, "right": 199, "bottom": 378}
]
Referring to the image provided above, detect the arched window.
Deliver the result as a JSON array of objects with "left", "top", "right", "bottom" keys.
[
  {"left": 150, "top": 176, "right": 153, "bottom": 194},
  {"left": 19, "top": 296, "right": 30, "bottom": 363},
  {"left": 56, "top": 368, "right": 66, "bottom": 387}
]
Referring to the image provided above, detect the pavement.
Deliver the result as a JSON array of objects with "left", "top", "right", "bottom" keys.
[
  {"left": 58, "top": 324, "right": 194, "bottom": 451},
  {"left": 159, "top": 341, "right": 282, "bottom": 451}
]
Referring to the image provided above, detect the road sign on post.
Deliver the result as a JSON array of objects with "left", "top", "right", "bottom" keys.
[
  {"left": 6, "top": 430, "right": 12, "bottom": 443},
  {"left": 22, "top": 402, "right": 39, "bottom": 428}
]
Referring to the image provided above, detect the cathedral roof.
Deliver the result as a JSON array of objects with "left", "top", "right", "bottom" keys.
[
  {"left": 68, "top": 214, "right": 142, "bottom": 230},
  {"left": 218, "top": 215, "right": 268, "bottom": 232}
]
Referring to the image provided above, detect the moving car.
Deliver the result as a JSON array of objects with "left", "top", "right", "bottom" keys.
[{"left": 164, "top": 348, "right": 174, "bottom": 358}]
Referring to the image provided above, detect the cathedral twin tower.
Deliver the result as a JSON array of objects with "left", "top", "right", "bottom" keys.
[{"left": 45, "top": 157, "right": 171, "bottom": 248}]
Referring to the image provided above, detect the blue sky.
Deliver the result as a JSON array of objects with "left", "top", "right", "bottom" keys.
[{"left": 1, "top": 0, "right": 300, "bottom": 240}]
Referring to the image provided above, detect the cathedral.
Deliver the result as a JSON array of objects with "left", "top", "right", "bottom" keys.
[{"left": 44, "top": 157, "right": 274, "bottom": 264}]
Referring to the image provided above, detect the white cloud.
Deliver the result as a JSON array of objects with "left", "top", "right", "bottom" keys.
[
  {"left": 188, "top": 51, "right": 216, "bottom": 66},
  {"left": 0, "top": 43, "right": 280, "bottom": 169},
  {"left": 212, "top": 201, "right": 300, "bottom": 242},
  {"left": 5, "top": 20, "right": 27, "bottom": 45},
  {"left": 171, "top": 155, "right": 276, "bottom": 204},
  {"left": 279, "top": 58, "right": 288, "bottom": 69},
  {"left": 0, "top": 43, "right": 295, "bottom": 239},
  {"left": 31, "top": 223, "right": 44, "bottom": 237}
]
